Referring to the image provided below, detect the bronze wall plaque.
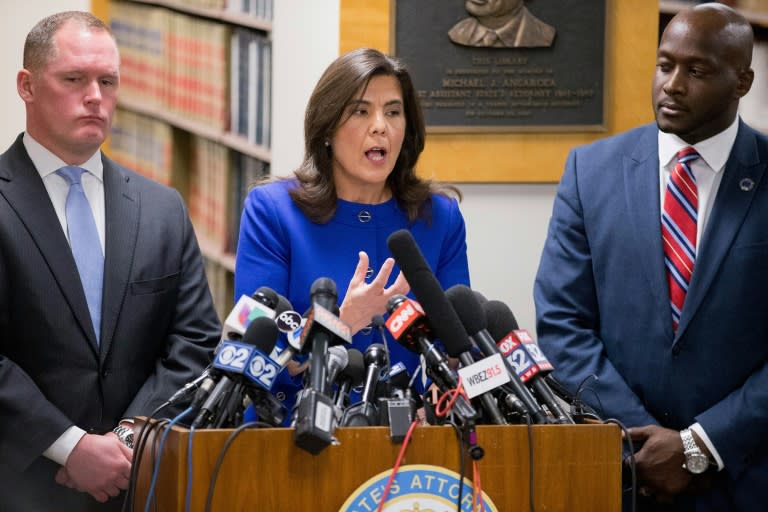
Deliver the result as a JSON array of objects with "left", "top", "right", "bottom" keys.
[{"left": 392, "top": 0, "right": 607, "bottom": 132}]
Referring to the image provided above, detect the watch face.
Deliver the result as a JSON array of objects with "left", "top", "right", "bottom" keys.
[{"left": 686, "top": 453, "right": 709, "bottom": 474}]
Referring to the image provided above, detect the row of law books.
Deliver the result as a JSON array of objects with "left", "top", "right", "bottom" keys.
[
  {"left": 110, "top": 110, "right": 270, "bottom": 262},
  {"left": 228, "top": 0, "right": 274, "bottom": 19},
  {"left": 204, "top": 256, "right": 234, "bottom": 321},
  {"left": 110, "top": 108, "right": 175, "bottom": 187},
  {"left": 110, "top": 1, "right": 272, "bottom": 145},
  {"left": 231, "top": 27, "right": 273, "bottom": 148},
  {"left": 188, "top": 134, "right": 270, "bottom": 257},
  {"left": 177, "top": 0, "right": 274, "bottom": 19}
]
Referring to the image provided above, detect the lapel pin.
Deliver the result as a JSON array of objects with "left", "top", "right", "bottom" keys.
[{"left": 739, "top": 178, "right": 755, "bottom": 192}]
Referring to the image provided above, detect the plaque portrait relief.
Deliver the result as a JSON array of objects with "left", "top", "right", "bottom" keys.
[
  {"left": 448, "top": 0, "right": 556, "bottom": 49},
  {"left": 393, "top": 0, "right": 606, "bottom": 132}
]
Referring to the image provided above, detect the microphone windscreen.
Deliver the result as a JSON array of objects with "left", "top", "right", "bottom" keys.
[
  {"left": 327, "top": 346, "right": 349, "bottom": 384},
  {"left": 253, "top": 286, "right": 279, "bottom": 309},
  {"left": 386, "top": 230, "right": 472, "bottom": 357},
  {"left": 473, "top": 290, "right": 488, "bottom": 305},
  {"left": 445, "top": 284, "right": 487, "bottom": 336},
  {"left": 275, "top": 294, "right": 293, "bottom": 315},
  {"left": 343, "top": 348, "right": 366, "bottom": 387},
  {"left": 363, "top": 343, "right": 388, "bottom": 367},
  {"left": 483, "top": 300, "right": 520, "bottom": 341},
  {"left": 310, "top": 277, "right": 337, "bottom": 304},
  {"left": 242, "top": 316, "right": 280, "bottom": 353}
]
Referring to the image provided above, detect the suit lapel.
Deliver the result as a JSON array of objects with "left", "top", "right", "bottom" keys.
[
  {"left": 623, "top": 126, "right": 675, "bottom": 338},
  {"left": 677, "top": 123, "right": 766, "bottom": 337},
  {"left": 100, "top": 158, "right": 139, "bottom": 360},
  {"left": 0, "top": 136, "right": 99, "bottom": 352}
]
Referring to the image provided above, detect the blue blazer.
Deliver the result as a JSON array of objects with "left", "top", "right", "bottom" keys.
[
  {"left": 534, "top": 121, "right": 768, "bottom": 510},
  {"left": 0, "top": 134, "right": 220, "bottom": 511}
]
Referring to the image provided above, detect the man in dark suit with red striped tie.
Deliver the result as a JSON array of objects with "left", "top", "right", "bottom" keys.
[{"left": 534, "top": 3, "right": 766, "bottom": 511}]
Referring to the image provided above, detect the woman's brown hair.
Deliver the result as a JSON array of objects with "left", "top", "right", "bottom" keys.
[{"left": 288, "top": 47, "right": 460, "bottom": 224}]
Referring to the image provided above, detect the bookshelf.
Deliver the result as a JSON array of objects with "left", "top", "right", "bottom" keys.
[{"left": 105, "top": 0, "right": 273, "bottom": 319}]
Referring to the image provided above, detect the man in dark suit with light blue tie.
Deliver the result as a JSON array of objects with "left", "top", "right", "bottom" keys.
[
  {"left": 535, "top": 3, "right": 767, "bottom": 511},
  {"left": 0, "top": 11, "right": 220, "bottom": 511}
]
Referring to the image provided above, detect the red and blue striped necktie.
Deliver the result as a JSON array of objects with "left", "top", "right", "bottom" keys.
[{"left": 661, "top": 147, "right": 699, "bottom": 332}]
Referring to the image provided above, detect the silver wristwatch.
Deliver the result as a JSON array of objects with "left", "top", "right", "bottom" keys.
[
  {"left": 680, "top": 428, "right": 709, "bottom": 474},
  {"left": 112, "top": 425, "right": 134, "bottom": 449}
]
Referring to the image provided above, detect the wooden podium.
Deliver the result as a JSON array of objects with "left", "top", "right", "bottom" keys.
[{"left": 133, "top": 420, "right": 621, "bottom": 511}]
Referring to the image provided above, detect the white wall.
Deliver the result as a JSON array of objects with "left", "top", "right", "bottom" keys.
[
  {"left": 0, "top": 1, "right": 90, "bottom": 147},
  {"left": 271, "top": 2, "right": 558, "bottom": 330}
]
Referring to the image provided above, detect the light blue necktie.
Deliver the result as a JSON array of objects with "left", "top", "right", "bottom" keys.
[{"left": 57, "top": 166, "right": 104, "bottom": 343}]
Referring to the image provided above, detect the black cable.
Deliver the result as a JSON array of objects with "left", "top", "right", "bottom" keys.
[
  {"left": 124, "top": 398, "right": 174, "bottom": 512},
  {"left": 121, "top": 415, "right": 168, "bottom": 512},
  {"left": 143, "top": 407, "right": 194, "bottom": 512},
  {"left": 448, "top": 420, "right": 465, "bottom": 512},
  {"left": 604, "top": 418, "right": 637, "bottom": 512},
  {"left": 570, "top": 374, "right": 605, "bottom": 420},
  {"left": 203, "top": 421, "right": 273, "bottom": 512},
  {"left": 525, "top": 412, "right": 535, "bottom": 512}
]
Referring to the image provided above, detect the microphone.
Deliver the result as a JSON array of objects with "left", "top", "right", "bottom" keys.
[
  {"left": 294, "top": 278, "right": 350, "bottom": 455},
  {"left": 387, "top": 230, "right": 496, "bottom": 423},
  {"left": 239, "top": 315, "right": 286, "bottom": 427},
  {"left": 215, "top": 315, "right": 281, "bottom": 427},
  {"left": 166, "top": 367, "right": 212, "bottom": 406},
  {"left": 341, "top": 343, "right": 387, "bottom": 426},
  {"left": 377, "top": 362, "right": 419, "bottom": 442},
  {"left": 302, "top": 278, "right": 350, "bottom": 394},
  {"left": 333, "top": 348, "right": 365, "bottom": 410},
  {"left": 326, "top": 345, "right": 349, "bottom": 389},
  {"left": 222, "top": 287, "right": 282, "bottom": 339},
  {"left": 192, "top": 316, "right": 279, "bottom": 428},
  {"left": 384, "top": 295, "right": 477, "bottom": 422},
  {"left": 445, "top": 285, "right": 549, "bottom": 424},
  {"left": 387, "top": 295, "right": 507, "bottom": 425},
  {"left": 483, "top": 300, "right": 573, "bottom": 424},
  {"left": 181, "top": 288, "right": 282, "bottom": 410}
]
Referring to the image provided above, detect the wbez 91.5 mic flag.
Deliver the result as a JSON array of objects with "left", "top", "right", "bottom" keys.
[
  {"left": 387, "top": 229, "right": 506, "bottom": 424},
  {"left": 445, "top": 284, "right": 551, "bottom": 425}
]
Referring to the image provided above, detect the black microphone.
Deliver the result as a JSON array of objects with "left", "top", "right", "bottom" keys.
[
  {"left": 445, "top": 285, "right": 549, "bottom": 424},
  {"left": 341, "top": 344, "right": 387, "bottom": 426},
  {"left": 253, "top": 286, "right": 280, "bottom": 310},
  {"left": 192, "top": 316, "right": 279, "bottom": 428},
  {"left": 166, "top": 367, "right": 212, "bottom": 406},
  {"left": 294, "top": 278, "right": 350, "bottom": 455},
  {"left": 333, "top": 348, "right": 365, "bottom": 410},
  {"left": 384, "top": 295, "right": 477, "bottom": 422},
  {"left": 225, "top": 315, "right": 282, "bottom": 427},
  {"left": 377, "top": 362, "right": 419, "bottom": 442},
  {"left": 182, "top": 287, "right": 286, "bottom": 417},
  {"left": 483, "top": 299, "right": 573, "bottom": 424},
  {"left": 326, "top": 345, "right": 349, "bottom": 389},
  {"left": 387, "top": 230, "right": 492, "bottom": 423}
]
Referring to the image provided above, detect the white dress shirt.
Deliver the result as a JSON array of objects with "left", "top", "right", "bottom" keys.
[
  {"left": 657, "top": 116, "right": 741, "bottom": 471},
  {"left": 22, "top": 133, "right": 105, "bottom": 466}
]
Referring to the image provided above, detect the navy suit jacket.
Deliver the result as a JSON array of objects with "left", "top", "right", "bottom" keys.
[
  {"left": 535, "top": 121, "right": 768, "bottom": 511},
  {"left": 0, "top": 134, "right": 220, "bottom": 511}
]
